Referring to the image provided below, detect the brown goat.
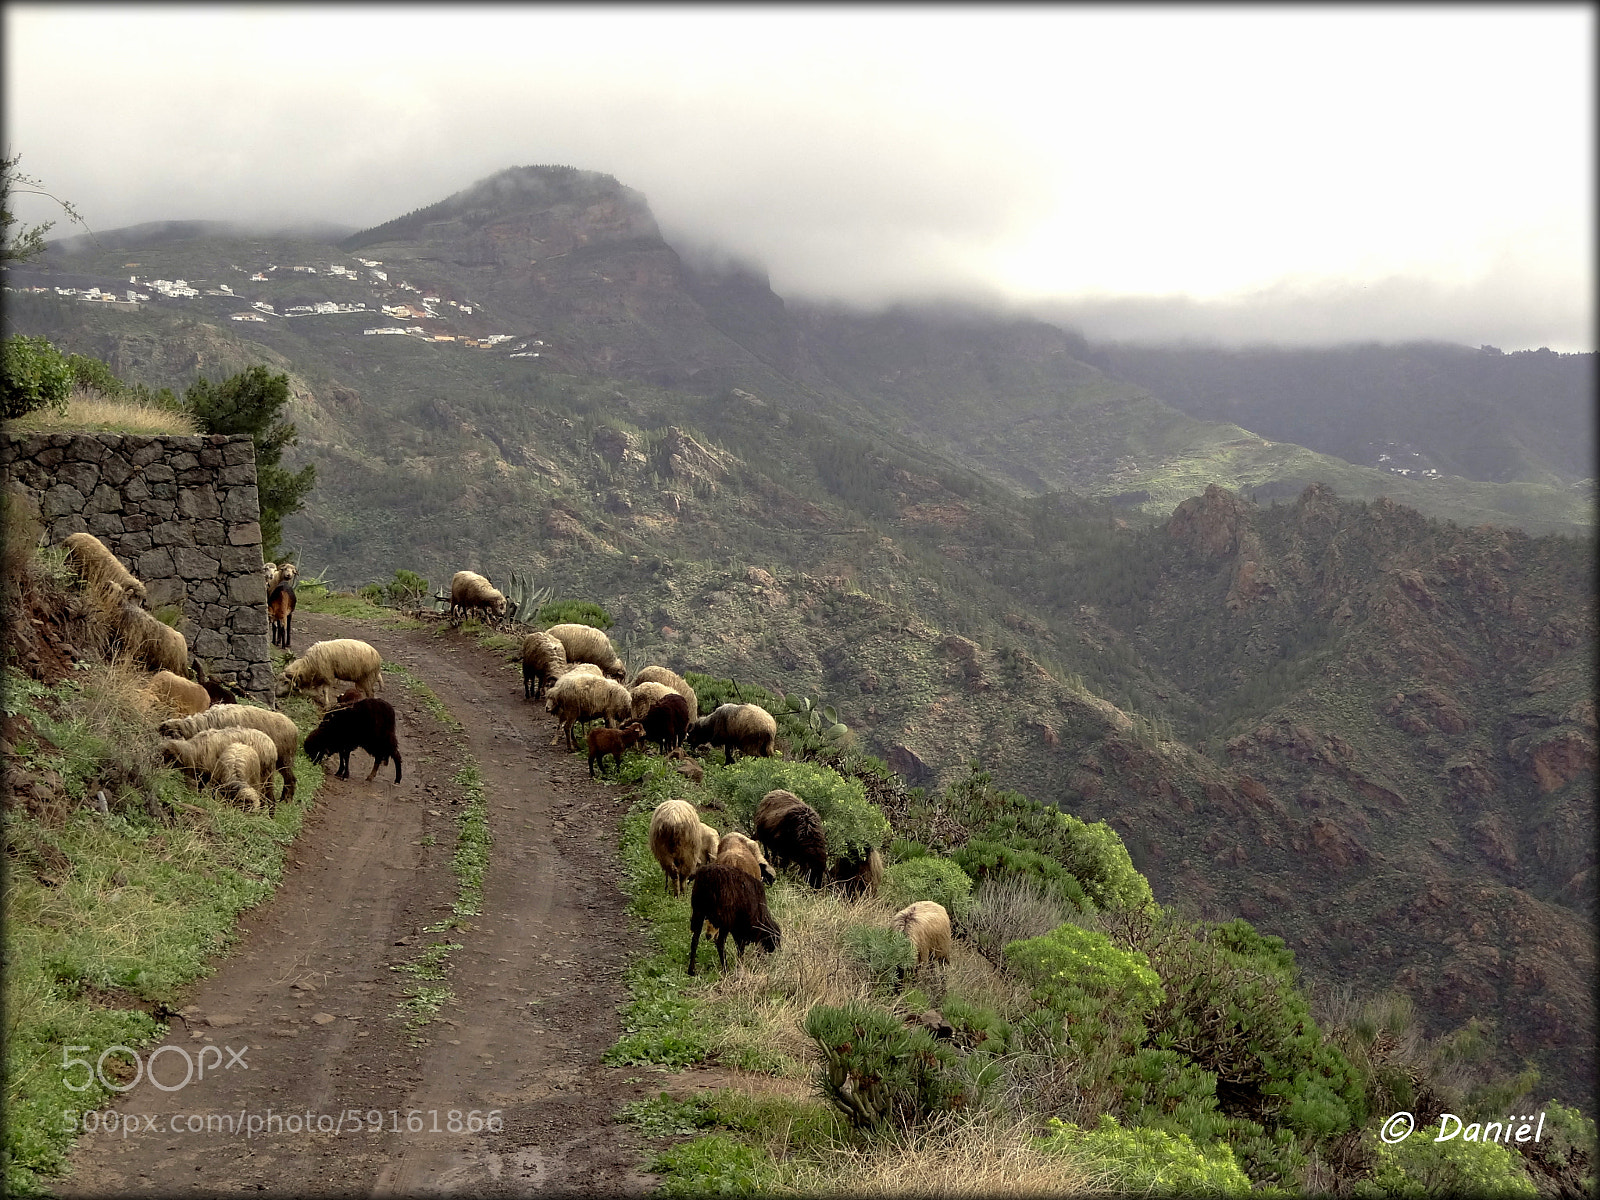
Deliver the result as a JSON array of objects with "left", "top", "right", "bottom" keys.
[
  {"left": 268, "top": 582, "right": 296, "bottom": 649},
  {"left": 688, "top": 862, "right": 781, "bottom": 976},
  {"left": 587, "top": 721, "right": 646, "bottom": 777}
]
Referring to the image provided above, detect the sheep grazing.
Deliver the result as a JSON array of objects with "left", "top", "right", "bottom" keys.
[
  {"left": 160, "top": 706, "right": 301, "bottom": 807},
  {"left": 268, "top": 582, "right": 296, "bottom": 649},
  {"left": 688, "top": 862, "right": 781, "bottom": 976},
  {"left": 649, "top": 799, "right": 718, "bottom": 897},
  {"left": 161, "top": 727, "right": 277, "bottom": 812},
  {"left": 716, "top": 830, "right": 776, "bottom": 886},
  {"left": 450, "top": 570, "right": 507, "bottom": 621},
  {"left": 631, "top": 665, "right": 699, "bottom": 721},
  {"left": 114, "top": 603, "right": 189, "bottom": 675},
  {"left": 544, "top": 671, "right": 632, "bottom": 751},
  {"left": 640, "top": 692, "right": 691, "bottom": 757},
  {"left": 62, "top": 532, "right": 147, "bottom": 606},
  {"left": 141, "top": 669, "right": 211, "bottom": 718},
  {"left": 278, "top": 638, "right": 384, "bottom": 708},
  {"left": 304, "top": 698, "right": 402, "bottom": 783},
  {"left": 892, "top": 901, "right": 952, "bottom": 967},
  {"left": 521, "top": 631, "right": 567, "bottom": 700},
  {"left": 546, "top": 623, "right": 626, "bottom": 681},
  {"left": 753, "top": 789, "right": 828, "bottom": 888},
  {"left": 587, "top": 720, "right": 646, "bottom": 777},
  {"left": 629, "top": 680, "right": 674, "bottom": 721},
  {"left": 684, "top": 703, "right": 778, "bottom": 766},
  {"left": 830, "top": 847, "right": 885, "bottom": 898}
]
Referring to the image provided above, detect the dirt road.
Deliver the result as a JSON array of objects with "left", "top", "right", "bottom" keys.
[{"left": 62, "top": 611, "right": 658, "bottom": 1197}]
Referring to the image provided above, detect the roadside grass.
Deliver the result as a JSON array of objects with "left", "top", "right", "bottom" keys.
[
  {"left": 7, "top": 389, "right": 199, "bottom": 436},
  {"left": 2, "top": 664, "right": 327, "bottom": 1195},
  {"left": 380, "top": 670, "right": 487, "bottom": 1043},
  {"left": 292, "top": 580, "right": 421, "bottom": 627},
  {"left": 601, "top": 750, "right": 1091, "bottom": 1195}
]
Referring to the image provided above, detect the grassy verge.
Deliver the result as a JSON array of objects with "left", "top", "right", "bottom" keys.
[
  {"left": 292, "top": 580, "right": 421, "bottom": 627},
  {"left": 1, "top": 665, "right": 327, "bottom": 1195},
  {"left": 379, "top": 666, "right": 489, "bottom": 1043}
]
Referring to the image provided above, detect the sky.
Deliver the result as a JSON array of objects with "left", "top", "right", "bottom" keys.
[{"left": 4, "top": 5, "right": 1593, "bottom": 351}]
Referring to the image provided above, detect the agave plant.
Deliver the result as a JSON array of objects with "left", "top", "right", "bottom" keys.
[{"left": 502, "top": 571, "right": 553, "bottom": 626}]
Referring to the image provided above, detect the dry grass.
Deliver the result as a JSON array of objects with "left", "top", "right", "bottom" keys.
[
  {"left": 10, "top": 389, "right": 198, "bottom": 435},
  {"left": 779, "top": 1111, "right": 1108, "bottom": 1196}
]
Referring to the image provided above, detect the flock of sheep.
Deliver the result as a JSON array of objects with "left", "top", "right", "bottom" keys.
[{"left": 58, "top": 539, "right": 946, "bottom": 979}]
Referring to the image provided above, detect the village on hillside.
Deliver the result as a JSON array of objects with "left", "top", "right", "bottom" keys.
[{"left": 3, "top": 252, "right": 547, "bottom": 358}]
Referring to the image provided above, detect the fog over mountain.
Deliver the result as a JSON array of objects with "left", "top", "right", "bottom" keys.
[{"left": 5, "top": 6, "right": 1592, "bottom": 350}]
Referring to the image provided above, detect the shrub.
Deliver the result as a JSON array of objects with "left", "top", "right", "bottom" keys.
[
  {"left": 2, "top": 334, "right": 73, "bottom": 419},
  {"left": 882, "top": 858, "right": 974, "bottom": 922},
  {"left": 845, "top": 925, "right": 916, "bottom": 991},
  {"left": 963, "top": 875, "right": 1068, "bottom": 966},
  {"left": 709, "top": 757, "right": 890, "bottom": 865},
  {"left": 1354, "top": 1120, "right": 1537, "bottom": 1198},
  {"left": 1006, "top": 921, "right": 1165, "bottom": 1048},
  {"left": 386, "top": 569, "right": 430, "bottom": 608},
  {"left": 538, "top": 599, "right": 612, "bottom": 629},
  {"left": 805, "top": 1001, "right": 979, "bottom": 1135},
  {"left": 1039, "top": 1114, "right": 1253, "bottom": 1197}
]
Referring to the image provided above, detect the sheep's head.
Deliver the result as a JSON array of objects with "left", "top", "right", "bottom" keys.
[{"left": 603, "top": 660, "right": 627, "bottom": 682}]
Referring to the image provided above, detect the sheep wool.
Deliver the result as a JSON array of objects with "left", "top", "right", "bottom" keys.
[
  {"left": 892, "top": 901, "right": 952, "bottom": 966},
  {"left": 649, "top": 799, "right": 713, "bottom": 897},
  {"left": 545, "top": 672, "right": 632, "bottom": 750},
  {"left": 630, "top": 665, "right": 698, "bottom": 721},
  {"left": 521, "top": 631, "right": 567, "bottom": 700},
  {"left": 450, "top": 570, "right": 506, "bottom": 620},
  {"left": 116, "top": 603, "right": 189, "bottom": 675},
  {"left": 685, "top": 703, "right": 777, "bottom": 765},
  {"left": 278, "top": 638, "right": 384, "bottom": 708},
  {"left": 142, "top": 669, "right": 210, "bottom": 718},
  {"left": 546, "top": 623, "right": 626, "bottom": 681},
  {"left": 62, "top": 532, "right": 147, "bottom": 605},
  {"left": 160, "top": 706, "right": 300, "bottom": 805},
  {"left": 629, "top": 680, "right": 674, "bottom": 721}
]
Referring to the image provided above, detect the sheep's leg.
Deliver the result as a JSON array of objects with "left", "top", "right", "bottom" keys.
[
  {"left": 281, "top": 763, "right": 297, "bottom": 805},
  {"left": 391, "top": 750, "right": 402, "bottom": 783},
  {"left": 687, "top": 916, "right": 704, "bottom": 976},
  {"left": 337, "top": 750, "right": 352, "bottom": 779},
  {"left": 714, "top": 930, "right": 730, "bottom": 972},
  {"left": 285, "top": 612, "right": 292, "bottom": 650},
  {"left": 364, "top": 752, "right": 380, "bottom": 783}
]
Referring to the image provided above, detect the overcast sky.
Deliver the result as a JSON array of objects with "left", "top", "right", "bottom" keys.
[{"left": 4, "top": 5, "right": 1593, "bottom": 350}]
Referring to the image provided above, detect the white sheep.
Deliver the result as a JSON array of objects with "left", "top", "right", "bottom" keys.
[
  {"left": 892, "top": 901, "right": 952, "bottom": 966},
  {"left": 649, "top": 799, "right": 718, "bottom": 896},
  {"left": 544, "top": 671, "right": 632, "bottom": 750},
  {"left": 685, "top": 703, "right": 778, "bottom": 765},
  {"left": 62, "top": 532, "right": 147, "bottom": 605},
  {"left": 546, "top": 623, "right": 626, "bottom": 681},
  {"left": 450, "top": 570, "right": 507, "bottom": 620},
  {"left": 521, "top": 630, "right": 567, "bottom": 700},
  {"left": 140, "top": 670, "right": 211, "bottom": 718},
  {"left": 161, "top": 727, "right": 277, "bottom": 812},
  {"left": 631, "top": 665, "right": 698, "bottom": 721},
  {"left": 277, "top": 638, "right": 384, "bottom": 708},
  {"left": 115, "top": 603, "right": 189, "bottom": 675},
  {"left": 264, "top": 562, "right": 281, "bottom": 595},
  {"left": 160, "top": 706, "right": 300, "bottom": 807}
]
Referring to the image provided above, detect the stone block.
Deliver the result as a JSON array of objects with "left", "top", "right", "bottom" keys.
[
  {"left": 219, "top": 464, "right": 258, "bottom": 487},
  {"left": 170, "top": 452, "right": 200, "bottom": 472},
  {"left": 198, "top": 444, "right": 223, "bottom": 468},
  {"left": 87, "top": 513, "right": 126, "bottom": 537},
  {"left": 122, "top": 475, "right": 150, "bottom": 504},
  {"left": 84, "top": 483, "right": 124, "bottom": 515},
  {"left": 144, "top": 576, "right": 184, "bottom": 608},
  {"left": 123, "top": 513, "right": 149, "bottom": 533},
  {"left": 231, "top": 633, "right": 270, "bottom": 659},
  {"left": 141, "top": 462, "right": 175, "bottom": 483},
  {"left": 190, "top": 579, "right": 221, "bottom": 605},
  {"left": 233, "top": 604, "right": 270, "bottom": 635},
  {"left": 54, "top": 461, "right": 99, "bottom": 495},
  {"left": 223, "top": 440, "right": 255, "bottom": 467},
  {"left": 48, "top": 514, "right": 89, "bottom": 538},
  {"left": 34, "top": 447, "right": 65, "bottom": 470},
  {"left": 120, "top": 532, "right": 152, "bottom": 552},
  {"left": 150, "top": 521, "right": 193, "bottom": 548},
  {"left": 128, "top": 439, "right": 164, "bottom": 468},
  {"left": 172, "top": 545, "right": 221, "bottom": 580},
  {"left": 41, "top": 484, "right": 85, "bottom": 518},
  {"left": 245, "top": 662, "right": 276, "bottom": 693},
  {"left": 193, "top": 520, "right": 225, "bottom": 546},
  {"left": 143, "top": 498, "right": 175, "bottom": 521},
  {"left": 220, "top": 486, "right": 260, "bottom": 522},
  {"left": 227, "top": 573, "right": 266, "bottom": 604},
  {"left": 228, "top": 521, "right": 262, "bottom": 547},
  {"left": 70, "top": 438, "right": 108, "bottom": 463},
  {"left": 219, "top": 545, "right": 262, "bottom": 573},
  {"left": 98, "top": 455, "right": 134, "bottom": 487},
  {"left": 136, "top": 547, "right": 176, "bottom": 578},
  {"left": 192, "top": 628, "right": 231, "bottom": 659},
  {"left": 149, "top": 481, "right": 177, "bottom": 500},
  {"left": 178, "top": 468, "right": 212, "bottom": 486}
]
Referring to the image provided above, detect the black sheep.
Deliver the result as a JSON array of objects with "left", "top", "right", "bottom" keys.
[
  {"left": 688, "top": 861, "right": 781, "bottom": 975},
  {"left": 304, "top": 698, "right": 402, "bottom": 783},
  {"left": 753, "top": 789, "right": 829, "bottom": 889},
  {"left": 640, "top": 692, "right": 691, "bottom": 756}
]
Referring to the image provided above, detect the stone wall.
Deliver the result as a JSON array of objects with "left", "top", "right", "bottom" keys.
[{"left": 1, "top": 432, "right": 274, "bottom": 697}]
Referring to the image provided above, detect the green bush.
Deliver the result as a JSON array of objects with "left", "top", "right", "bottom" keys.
[
  {"left": 386, "top": 569, "right": 430, "bottom": 608},
  {"left": 882, "top": 858, "right": 974, "bottom": 921},
  {"left": 1039, "top": 1114, "right": 1253, "bottom": 1197},
  {"left": 1354, "top": 1121, "right": 1537, "bottom": 1198},
  {"left": 2, "top": 334, "right": 73, "bottom": 419},
  {"left": 358, "top": 583, "right": 384, "bottom": 604},
  {"left": 938, "top": 995, "right": 1016, "bottom": 1056},
  {"left": 649, "top": 1133, "right": 777, "bottom": 1195},
  {"left": 1006, "top": 921, "right": 1165, "bottom": 1047},
  {"left": 538, "top": 599, "right": 612, "bottom": 629},
  {"left": 708, "top": 757, "right": 890, "bottom": 865},
  {"left": 805, "top": 1001, "right": 978, "bottom": 1135},
  {"left": 844, "top": 925, "right": 916, "bottom": 990}
]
